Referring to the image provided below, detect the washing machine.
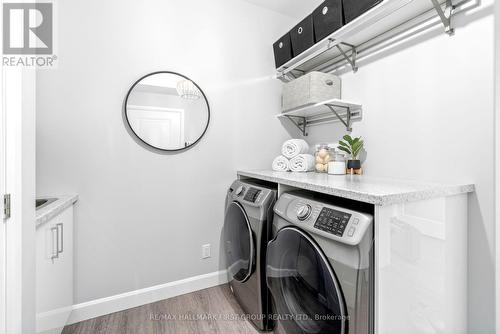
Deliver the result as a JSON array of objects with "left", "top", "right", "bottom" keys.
[
  {"left": 223, "top": 179, "right": 277, "bottom": 331},
  {"left": 267, "top": 191, "right": 374, "bottom": 334}
]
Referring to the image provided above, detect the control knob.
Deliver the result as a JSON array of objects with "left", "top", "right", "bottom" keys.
[
  {"left": 297, "top": 204, "right": 312, "bottom": 221},
  {"left": 235, "top": 186, "right": 245, "bottom": 196}
]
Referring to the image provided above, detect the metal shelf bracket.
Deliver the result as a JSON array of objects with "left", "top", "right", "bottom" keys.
[
  {"left": 284, "top": 115, "right": 308, "bottom": 136},
  {"left": 278, "top": 68, "right": 306, "bottom": 82},
  {"left": 430, "top": 0, "right": 455, "bottom": 35},
  {"left": 335, "top": 42, "right": 358, "bottom": 73},
  {"left": 326, "top": 104, "right": 353, "bottom": 132},
  {"left": 278, "top": 71, "right": 295, "bottom": 82}
]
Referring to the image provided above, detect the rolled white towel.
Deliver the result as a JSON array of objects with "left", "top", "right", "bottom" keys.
[
  {"left": 281, "top": 139, "right": 309, "bottom": 159},
  {"left": 290, "top": 154, "right": 315, "bottom": 172},
  {"left": 272, "top": 155, "right": 290, "bottom": 172}
]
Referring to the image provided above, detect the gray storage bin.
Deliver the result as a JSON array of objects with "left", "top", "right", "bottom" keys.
[{"left": 282, "top": 72, "right": 341, "bottom": 112}]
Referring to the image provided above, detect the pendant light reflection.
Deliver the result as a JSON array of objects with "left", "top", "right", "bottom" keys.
[{"left": 176, "top": 79, "right": 202, "bottom": 100}]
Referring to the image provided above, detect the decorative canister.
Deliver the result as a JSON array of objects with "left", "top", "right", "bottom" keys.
[
  {"left": 315, "top": 143, "right": 331, "bottom": 173},
  {"left": 328, "top": 152, "right": 346, "bottom": 175}
]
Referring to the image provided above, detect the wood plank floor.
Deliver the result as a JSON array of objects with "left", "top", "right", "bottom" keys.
[{"left": 63, "top": 284, "right": 271, "bottom": 334}]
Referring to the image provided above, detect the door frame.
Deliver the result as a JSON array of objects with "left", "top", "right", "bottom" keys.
[
  {"left": 0, "top": 36, "right": 5, "bottom": 334},
  {"left": 496, "top": 0, "right": 500, "bottom": 331},
  {"left": 2, "top": 67, "right": 37, "bottom": 334}
]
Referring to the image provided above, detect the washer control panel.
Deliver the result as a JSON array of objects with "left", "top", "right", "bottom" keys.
[
  {"left": 274, "top": 192, "right": 373, "bottom": 245},
  {"left": 314, "top": 207, "right": 351, "bottom": 237}
]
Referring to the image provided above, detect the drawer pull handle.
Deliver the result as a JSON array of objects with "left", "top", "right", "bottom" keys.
[
  {"left": 56, "top": 223, "right": 64, "bottom": 254},
  {"left": 51, "top": 226, "right": 59, "bottom": 260}
]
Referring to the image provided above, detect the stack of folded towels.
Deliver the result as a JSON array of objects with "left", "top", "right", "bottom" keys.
[{"left": 272, "top": 139, "right": 315, "bottom": 172}]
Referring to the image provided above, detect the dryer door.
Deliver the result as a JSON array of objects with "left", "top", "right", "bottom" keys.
[
  {"left": 267, "top": 227, "right": 347, "bottom": 334},
  {"left": 223, "top": 202, "right": 255, "bottom": 282}
]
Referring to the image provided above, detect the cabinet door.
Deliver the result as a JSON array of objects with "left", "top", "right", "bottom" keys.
[
  {"left": 36, "top": 206, "right": 74, "bottom": 334},
  {"left": 375, "top": 196, "right": 467, "bottom": 334}
]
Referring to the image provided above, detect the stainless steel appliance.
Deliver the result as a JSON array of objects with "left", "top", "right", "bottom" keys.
[
  {"left": 267, "top": 191, "right": 373, "bottom": 334},
  {"left": 223, "top": 179, "right": 277, "bottom": 331}
]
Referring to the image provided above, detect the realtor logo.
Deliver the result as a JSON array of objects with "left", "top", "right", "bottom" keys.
[
  {"left": 2, "top": 2, "right": 56, "bottom": 67},
  {"left": 3, "top": 3, "right": 53, "bottom": 54}
]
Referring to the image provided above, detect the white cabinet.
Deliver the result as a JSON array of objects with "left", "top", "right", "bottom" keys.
[
  {"left": 375, "top": 195, "right": 468, "bottom": 334},
  {"left": 237, "top": 171, "right": 472, "bottom": 334},
  {"left": 36, "top": 206, "right": 74, "bottom": 334}
]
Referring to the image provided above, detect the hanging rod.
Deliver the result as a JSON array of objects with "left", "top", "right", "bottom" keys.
[
  {"left": 276, "top": 0, "right": 471, "bottom": 78},
  {"left": 314, "top": 0, "right": 472, "bottom": 73}
]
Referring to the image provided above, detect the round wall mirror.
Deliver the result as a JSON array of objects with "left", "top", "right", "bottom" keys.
[{"left": 125, "top": 71, "right": 210, "bottom": 151}]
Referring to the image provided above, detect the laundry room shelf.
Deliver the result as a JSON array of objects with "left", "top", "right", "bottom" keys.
[
  {"left": 276, "top": 99, "right": 362, "bottom": 135},
  {"left": 277, "top": 0, "right": 469, "bottom": 79}
]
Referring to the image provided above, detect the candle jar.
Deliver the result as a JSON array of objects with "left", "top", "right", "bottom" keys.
[{"left": 328, "top": 152, "right": 346, "bottom": 175}]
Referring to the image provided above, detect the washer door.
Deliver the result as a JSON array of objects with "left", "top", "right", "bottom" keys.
[
  {"left": 223, "top": 202, "right": 255, "bottom": 282},
  {"left": 267, "top": 227, "right": 347, "bottom": 334}
]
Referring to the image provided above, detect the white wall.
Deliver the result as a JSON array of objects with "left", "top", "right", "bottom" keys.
[
  {"left": 36, "top": 0, "right": 293, "bottom": 303},
  {"left": 285, "top": 2, "right": 494, "bottom": 332}
]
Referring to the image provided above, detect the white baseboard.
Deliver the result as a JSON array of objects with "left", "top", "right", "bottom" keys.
[
  {"left": 37, "top": 306, "right": 72, "bottom": 334},
  {"left": 67, "top": 270, "right": 228, "bottom": 325}
]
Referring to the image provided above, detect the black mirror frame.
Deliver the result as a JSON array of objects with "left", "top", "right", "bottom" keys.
[{"left": 124, "top": 71, "right": 211, "bottom": 152}]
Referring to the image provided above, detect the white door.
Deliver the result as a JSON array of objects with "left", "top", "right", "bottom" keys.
[
  {"left": 127, "top": 105, "right": 185, "bottom": 150},
  {"left": 0, "top": 48, "right": 6, "bottom": 334},
  {"left": 2, "top": 68, "right": 36, "bottom": 334}
]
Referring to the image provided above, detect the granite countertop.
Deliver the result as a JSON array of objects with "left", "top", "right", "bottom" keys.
[
  {"left": 36, "top": 194, "right": 78, "bottom": 227},
  {"left": 237, "top": 170, "right": 474, "bottom": 206}
]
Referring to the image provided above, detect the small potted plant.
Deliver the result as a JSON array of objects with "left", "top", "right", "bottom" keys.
[{"left": 338, "top": 135, "right": 364, "bottom": 174}]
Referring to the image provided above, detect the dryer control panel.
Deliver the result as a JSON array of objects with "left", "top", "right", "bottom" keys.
[
  {"left": 244, "top": 188, "right": 262, "bottom": 203},
  {"left": 228, "top": 180, "right": 275, "bottom": 208},
  {"left": 274, "top": 192, "right": 373, "bottom": 246}
]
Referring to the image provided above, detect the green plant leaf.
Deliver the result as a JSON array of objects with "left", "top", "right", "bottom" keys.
[
  {"left": 352, "top": 140, "right": 364, "bottom": 159},
  {"left": 355, "top": 142, "right": 364, "bottom": 152},
  {"left": 343, "top": 135, "right": 353, "bottom": 145},
  {"left": 352, "top": 137, "right": 360, "bottom": 146},
  {"left": 338, "top": 146, "right": 351, "bottom": 155},
  {"left": 338, "top": 140, "right": 349, "bottom": 148}
]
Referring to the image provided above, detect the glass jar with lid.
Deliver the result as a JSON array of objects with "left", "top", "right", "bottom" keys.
[
  {"left": 314, "top": 143, "right": 331, "bottom": 173},
  {"left": 328, "top": 152, "right": 347, "bottom": 175}
]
